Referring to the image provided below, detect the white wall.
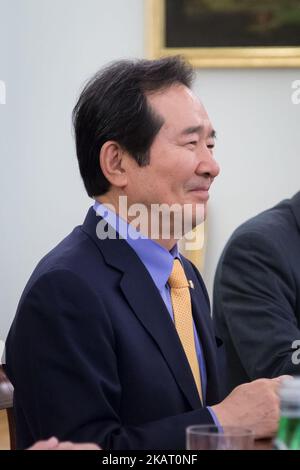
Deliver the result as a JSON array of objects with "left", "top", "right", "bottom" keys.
[
  {"left": 0, "top": 0, "right": 299, "bottom": 342},
  {"left": 0, "top": 0, "right": 144, "bottom": 341}
]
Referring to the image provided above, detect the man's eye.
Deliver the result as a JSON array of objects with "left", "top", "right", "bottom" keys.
[
  {"left": 207, "top": 144, "right": 215, "bottom": 149},
  {"left": 186, "top": 141, "right": 197, "bottom": 146}
]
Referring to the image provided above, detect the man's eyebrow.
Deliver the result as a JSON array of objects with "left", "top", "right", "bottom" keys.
[{"left": 180, "top": 126, "right": 217, "bottom": 138}]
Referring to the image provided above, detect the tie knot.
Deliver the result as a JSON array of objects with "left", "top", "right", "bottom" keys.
[{"left": 168, "top": 259, "right": 190, "bottom": 289}]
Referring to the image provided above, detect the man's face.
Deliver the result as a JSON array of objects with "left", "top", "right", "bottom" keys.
[{"left": 124, "top": 84, "right": 220, "bottom": 231}]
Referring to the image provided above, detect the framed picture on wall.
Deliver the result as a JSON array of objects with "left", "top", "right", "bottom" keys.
[{"left": 146, "top": 0, "right": 300, "bottom": 67}]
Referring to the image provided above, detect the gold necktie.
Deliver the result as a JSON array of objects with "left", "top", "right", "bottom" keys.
[{"left": 168, "top": 259, "right": 202, "bottom": 402}]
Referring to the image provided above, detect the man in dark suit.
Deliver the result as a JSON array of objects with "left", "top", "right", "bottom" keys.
[
  {"left": 5, "top": 57, "right": 282, "bottom": 449},
  {"left": 213, "top": 192, "right": 300, "bottom": 393}
]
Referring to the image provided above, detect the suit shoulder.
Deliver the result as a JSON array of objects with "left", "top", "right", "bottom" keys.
[
  {"left": 229, "top": 200, "right": 295, "bottom": 245},
  {"left": 218, "top": 199, "right": 299, "bottom": 273},
  {"left": 24, "top": 226, "right": 104, "bottom": 291}
]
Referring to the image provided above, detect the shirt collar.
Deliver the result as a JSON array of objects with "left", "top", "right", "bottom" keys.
[{"left": 93, "top": 201, "right": 179, "bottom": 291}]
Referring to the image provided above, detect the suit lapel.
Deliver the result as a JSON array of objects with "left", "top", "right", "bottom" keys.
[
  {"left": 120, "top": 271, "right": 201, "bottom": 409},
  {"left": 81, "top": 207, "right": 201, "bottom": 409},
  {"left": 182, "top": 258, "right": 221, "bottom": 405}
]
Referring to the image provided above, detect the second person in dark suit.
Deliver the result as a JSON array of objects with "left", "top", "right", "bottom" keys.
[{"left": 214, "top": 192, "right": 300, "bottom": 392}]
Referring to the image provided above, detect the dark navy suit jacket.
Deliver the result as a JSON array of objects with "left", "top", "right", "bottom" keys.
[{"left": 5, "top": 208, "right": 224, "bottom": 449}]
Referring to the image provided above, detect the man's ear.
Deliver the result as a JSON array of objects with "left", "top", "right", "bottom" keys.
[{"left": 99, "top": 141, "right": 128, "bottom": 188}]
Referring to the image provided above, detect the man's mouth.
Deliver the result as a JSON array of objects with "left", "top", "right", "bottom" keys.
[{"left": 189, "top": 187, "right": 210, "bottom": 201}]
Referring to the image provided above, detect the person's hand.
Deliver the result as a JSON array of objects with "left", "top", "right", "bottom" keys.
[
  {"left": 28, "top": 437, "right": 100, "bottom": 450},
  {"left": 55, "top": 441, "right": 100, "bottom": 450},
  {"left": 28, "top": 437, "right": 59, "bottom": 450},
  {"left": 211, "top": 376, "right": 291, "bottom": 439}
]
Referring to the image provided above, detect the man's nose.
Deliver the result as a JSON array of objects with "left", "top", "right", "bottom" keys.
[{"left": 195, "top": 148, "right": 220, "bottom": 179}]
